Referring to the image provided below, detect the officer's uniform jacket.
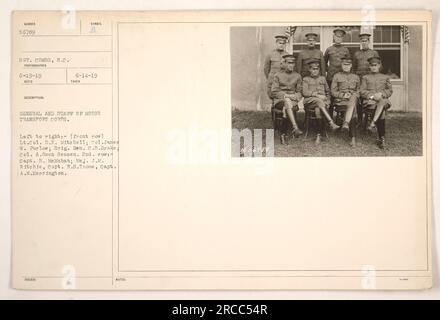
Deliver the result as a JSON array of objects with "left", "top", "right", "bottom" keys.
[
  {"left": 360, "top": 72, "right": 393, "bottom": 106},
  {"left": 264, "top": 49, "right": 288, "bottom": 82},
  {"left": 331, "top": 72, "right": 361, "bottom": 105},
  {"left": 297, "top": 48, "right": 326, "bottom": 78},
  {"left": 302, "top": 75, "right": 331, "bottom": 107},
  {"left": 270, "top": 70, "right": 302, "bottom": 105},
  {"left": 353, "top": 49, "right": 380, "bottom": 77},
  {"left": 324, "top": 45, "right": 350, "bottom": 82}
]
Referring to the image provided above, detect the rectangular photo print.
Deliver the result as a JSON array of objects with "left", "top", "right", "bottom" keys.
[{"left": 231, "top": 25, "right": 423, "bottom": 157}]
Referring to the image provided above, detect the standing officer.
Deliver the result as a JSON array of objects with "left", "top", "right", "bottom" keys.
[
  {"left": 297, "top": 33, "right": 326, "bottom": 78},
  {"left": 324, "top": 28, "right": 350, "bottom": 119},
  {"left": 360, "top": 56, "right": 393, "bottom": 149},
  {"left": 264, "top": 34, "right": 289, "bottom": 98},
  {"left": 353, "top": 32, "right": 380, "bottom": 122},
  {"left": 353, "top": 32, "right": 380, "bottom": 77},
  {"left": 324, "top": 28, "right": 350, "bottom": 86},
  {"left": 331, "top": 55, "right": 360, "bottom": 147},
  {"left": 271, "top": 53, "right": 303, "bottom": 144},
  {"left": 302, "top": 59, "right": 340, "bottom": 145}
]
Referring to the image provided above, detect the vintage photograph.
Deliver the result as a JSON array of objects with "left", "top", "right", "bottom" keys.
[
  {"left": 231, "top": 25, "right": 424, "bottom": 157},
  {"left": 9, "top": 9, "right": 432, "bottom": 292}
]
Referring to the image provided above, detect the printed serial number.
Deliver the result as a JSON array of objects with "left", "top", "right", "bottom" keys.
[
  {"left": 216, "top": 304, "right": 268, "bottom": 315},
  {"left": 171, "top": 304, "right": 268, "bottom": 317}
]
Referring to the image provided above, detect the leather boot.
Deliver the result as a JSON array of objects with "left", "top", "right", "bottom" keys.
[
  {"left": 376, "top": 137, "right": 385, "bottom": 149},
  {"left": 367, "top": 121, "right": 376, "bottom": 133},
  {"left": 280, "top": 134, "right": 288, "bottom": 145},
  {"left": 329, "top": 121, "right": 340, "bottom": 131},
  {"left": 350, "top": 137, "right": 356, "bottom": 147},
  {"left": 315, "top": 134, "right": 321, "bottom": 145},
  {"left": 292, "top": 127, "right": 303, "bottom": 138}
]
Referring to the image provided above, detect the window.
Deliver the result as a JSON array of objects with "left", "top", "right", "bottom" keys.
[
  {"left": 340, "top": 26, "right": 402, "bottom": 79},
  {"left": 373, "top": 26, "right": 402, "bottom": 79},
  {"left": 286, "top": 25, "right": 404, "bottom": 80},
  {"left": 340, "top": 26, "right": 364, "bottom": 61}
]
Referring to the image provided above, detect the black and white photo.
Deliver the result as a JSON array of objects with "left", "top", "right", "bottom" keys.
[{"left": 231, "top": 25, "right": 424, "bottom": 157}]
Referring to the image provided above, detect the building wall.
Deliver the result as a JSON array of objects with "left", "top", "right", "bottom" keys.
[
  {"left": 231, "top": 26, "right": 288, "bottom": 111},
  {"left": 407, "top": 26, "right": 423, "bottom": 112},
  {"left": 231, "top": 26, "right": 423, "bottom": 112},
  {"left": 230, "top": 27, "right": 260, "bottom": 110}
]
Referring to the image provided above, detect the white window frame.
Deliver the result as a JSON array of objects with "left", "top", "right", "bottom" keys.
[{"left": 288, "top": 26, "right": 405, "bottom": 82}]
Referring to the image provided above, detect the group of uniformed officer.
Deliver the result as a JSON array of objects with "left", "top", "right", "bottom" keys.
[{"left": 264, "top": 28, "right": 393, "bottom": 149}]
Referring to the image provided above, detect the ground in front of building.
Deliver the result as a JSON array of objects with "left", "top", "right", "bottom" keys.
[{"left": 231, "top": 110, "right": 423, "bottom": 157}]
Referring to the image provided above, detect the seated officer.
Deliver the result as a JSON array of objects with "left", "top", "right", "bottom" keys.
[
  {"left": 360, "top": 56, "right": 393, "bottom": 149},
  {"left": 271, "top": 53, "right": 303, "bottom": 144},
  {"left": 331, "top": 55, "right": 360, "bottom": 147},
  {"left": 302, "top": 58, "right": 340, "bottom": 145}
]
